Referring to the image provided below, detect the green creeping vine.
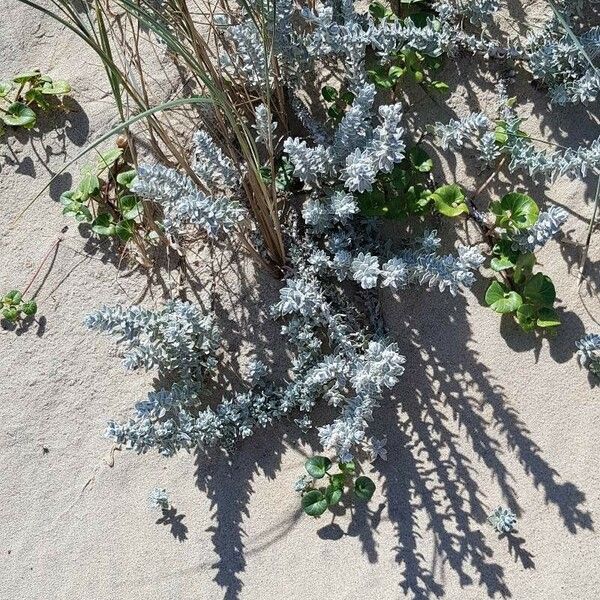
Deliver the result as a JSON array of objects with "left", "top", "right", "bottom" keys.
[
  {"left": 357, "top": 144, "right": 468, "bottom": 221},
  {"left": 1, "top": 290, "right": 37, "bottom": 323},
  {"left": 0, "top": 70, "right": 70, "bottom": 133},
  {"left": 298, "top": 456, "right": 376, "bottom": 518},
  {"left": 485, "top": 193, "right": 561, "bottom": 333},
  {"left": 60, "top": 144, "right": 158, "bottom": 245}
]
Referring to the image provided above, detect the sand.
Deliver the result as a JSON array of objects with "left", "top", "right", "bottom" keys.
[{"left": 1, "top": 2, "right": 600, "bottom": 599}]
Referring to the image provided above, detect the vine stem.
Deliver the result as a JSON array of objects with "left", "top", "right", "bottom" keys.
[
  {"left": 579, "top": 175, "right": 600, "bottom": 283},
  {"left": 21, "top": 234, "right": 64, "bottom": 297}
]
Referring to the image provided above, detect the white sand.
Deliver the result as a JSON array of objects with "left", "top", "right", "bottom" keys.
[{"left": 2, "top": 2, "right": 599, "bottom": 599}]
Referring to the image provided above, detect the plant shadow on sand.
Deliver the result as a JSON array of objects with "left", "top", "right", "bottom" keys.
[{"left": 181, "top": 247, "right": 594, "bottom": 600}]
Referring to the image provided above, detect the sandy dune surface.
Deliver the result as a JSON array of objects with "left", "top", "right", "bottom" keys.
[{"left": 1, "top": 2, "right": 600, "bottom": 599}]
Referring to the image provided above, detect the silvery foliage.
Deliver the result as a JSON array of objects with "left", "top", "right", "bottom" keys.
[
  {"left": 434, "top": 1, "right": 600, "bottom": 103},
  {"left": 432, "top": 97, "right": 600, "bottom": 181},
  {"left": 272, "top": 253, "right": 407, "bottom": 461},
  {"left": 576, "top": 333, "right": 600, "bottom": 377},
  {"left": 215, "top": 0, "right": 296, "bottom": 86},
  {"left": 84, "top": 300, "right": 219, "bottom": 388},
  {"left": 284, "top": 84, "right": 406, "bottom": 193},
  {"left": 294, "top": 474, "right": 313, "bottom": 492},
  {"left": 434, "top": 0, "right": 500, "bottom": 25},
  {"left": 149, "top": 487, "right": 170, "bottom": 510},
  {"left": 525, "top": 19, "right": 600, "bottom": 105},
  {"left": 89, "top": 300, "right": 286, "bottom": 456},
  {"left": 253, "top": 103, "right": 277, "bottom": 144},
  {"left": 510, "top": 206, "right": 568, "bottom": 252},
  {"left": 487, "top": 506, "right": 517, "bottom": 533},
  {"left": 131, "top": 133, "right": 246, "bottom": 237},
  {"left": 298, "top": 1, "right": 456, "bottom": 91},
  {"left": 192, "top": 130, "right": 240, "bottom": 190}
]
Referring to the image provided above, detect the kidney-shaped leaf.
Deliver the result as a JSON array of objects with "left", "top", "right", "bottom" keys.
[
  {"left": 301, "top": 490, "right": 328, "bottom": 517},
  {"left": 485, "top": 281, "right": 522, "bottom": 314},
  {"left": 354, "top": 476, "right": 376, "bottom": 502},
  {"left": 431, "top": 184, "right": 468, "bottom": 217},
  {"left": 305, "top": 456, "right": 332, "bottom": 479},
  {"left": 491, "top": 193, "right": 539, "bottom": 230},
  {"left": 523, "top": 273, "right": 556, "bottom": 307},
  {"left": 2, "top": 102, "right": 36, "bottom": 128}
]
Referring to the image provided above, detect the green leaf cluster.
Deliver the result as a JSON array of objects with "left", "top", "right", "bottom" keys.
[
  {"left": 0, "top": 70, "right": 71, "bottom": 133},
  {"left": 321, "top": 85, "right": 356, "bottom": 123},
  {"left": 60, "top": 147, "right": 146, "bottom": 243},
  {"left": 357, "top": 146, "right": 468, "bottom": 221},
  {"left": 485, "top": 197, "right": 560, "bottom": 332},
  {"left": 1, "top": 290, "right": 37, "bottom": 323},
  {"left": 300, "top": 456, "right": 376, "bottom": 517}
]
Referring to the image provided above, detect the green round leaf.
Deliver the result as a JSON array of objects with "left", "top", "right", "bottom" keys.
[
  {"left": 431, "top": 184, "right": 468, "bottom": 217},
  {"left": 516, "top": 303, "right": 537, "bottom": 332},
  {"left": 25, "top": 88, "right": 50, "bottom": 110},
  {"left": 490, "top": 240, "right": 519, "bottom": 272},
  {"left": 92, "top": 213, "right": 116, "bottom": 236},
  {"left": 96, "top": 148, "right": 123, "bottom": 172},
  {"left": 408, "top": 146, "right": 433, "bottom": 173},
  {"left": 116, "top": 169, "right": 138, "bottom": 189},
  {"left": 354, "top": 476, "right": 376, "bottom": 502},
  {"left": 537, "top": 307, "right": 561, "bottom": 328},
  {"left": 325, "top": 485, "right": 343, "bottom": 506},
  {"left": 77, "top": 168, "right": 101, "bottom": 201},
  {"left": 2, "top": 307, "right": 19, "bottom": 322},
  {"left": 0, "top": 81, "right": 12, "bottom": 98},
  {"left": 485, "top": 281, "right": 522, "bottom": 313},
  {"left": 484, "top": 280, "right": 506, "bottom": 305},
  {"left": 368, "top": 1, "right": 387, "bottom": 20},
  {"left": 12, "top": 71, "right": 40, "bottom": 84},
  {"left": 305, "top": 456, "right": 332, "bottom": 479},
  {"left": 491, "top": 193, "right": 539, "bottom": 230},
  {"left": 2, "top": 102, "right": 37, "bottom": 128},
  {"left": 321, "top": 85, "right": 338, "bottom": 102},
  {"left": 115, "top": 219, "right": 135, "bottom": 241},
  {"left": 523, "top": 273, "right": 556, "bottom": 307},
  {"left": 21, "top": 300, "right": 37, "bottom": 316},
  {"left": 4, "top": 290, "right": 23, "bottom": 305},
  {"left": 119, "top": 195, "right": 143, "bottom": 220},
  {"left": 41, "top": 80, "right": 71, "bottom": 95},
  {"left": 301, "top": 490, "right": 328, "bottom": 517}
]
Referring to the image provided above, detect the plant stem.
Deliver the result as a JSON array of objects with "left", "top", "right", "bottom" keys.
[
  {"left": 22, "top": 234, "right": 64, "bottom": 298},
  {"left": 579, "top": 174, "right": 600, "bottom": 283}
]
